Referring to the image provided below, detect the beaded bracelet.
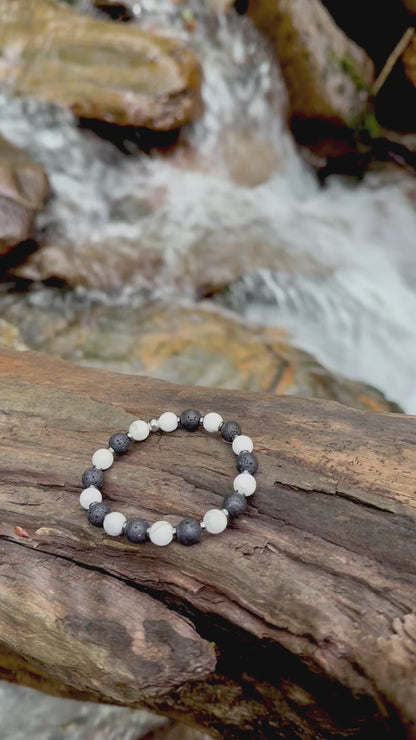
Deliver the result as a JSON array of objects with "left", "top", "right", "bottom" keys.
[{"left": 79, "top": 409, "right": 258, "bottom": 547}]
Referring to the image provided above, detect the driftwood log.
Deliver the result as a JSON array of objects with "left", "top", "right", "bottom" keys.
[{"left": 1, "top": 348, "right": 416, "bottom": 739}]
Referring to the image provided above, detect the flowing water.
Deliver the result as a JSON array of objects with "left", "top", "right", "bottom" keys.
[{"left": 1, "top": 0, "right": 416, "bottom": 411}]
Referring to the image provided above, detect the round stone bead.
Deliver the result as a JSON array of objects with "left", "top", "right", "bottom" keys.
[
  {"left": 223, "top": 492, "right": 248, "bottom": 518},
  {"left": 180, "top": 408, "right": 201, "bottom": 432},
  {"left": 158, "top": 411, "right": 179, "bottom": 433},
  {"left": 233, "top": 472, "right": 256, "bottom": 496},
  {"left": 236, "top": 451, "right": 258, "bottom": 474},
  {"left": 109, "top": 432, "right": 130, "bottom": 455},
  {"left": 232, "top": 434, "right": 253, "bottom": 455},
  {"left": 92, "top": 448, "right": 114, "bottom": 470},
  {"left": 128, "top": 419, "right": 149, "bottom": 441},
  {"left": 80, "top": 486, "right": 102, "bottom": 510},
  {"left": 149, "top": 520, "right": 174, "bottom": 546},
  {"left": 124, "top": 518, "right": 149, "bottom": 543},
  {"left": 203, "top": 508, "right": 228, "bottom": 534},
  {"left": 82, "top": 467, "right": 104, "bottom": 490},
  {"left": 88, "top": 501, "right": 110, "bottom": 527},
  {"left": 176, "top": 518, "right": 202, "bottom": 546},
  {"left": 203, "top": 412, "right": 223, "bottom": 433},
  {"left": 103, "top": 511, "right": 126, "bottom": 536},
  {"left": 221, "top": 420, "right": 241, "bottom": 443}
]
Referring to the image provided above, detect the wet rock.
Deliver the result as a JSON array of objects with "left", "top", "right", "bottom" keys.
[
  {"left": 246, "top": 0, "right": 374, "bottom": 127},
  {"left": 12, "top": 223, "right": 298, "bottom": 293},
  {"left": 0, "top": 680, "right": 167, "bottom": 740},
  {"left": 0, "top": 135, "right": 48, "bottom": 257},
  {"left": 0, "top": 0, "right": 201, "bottom": 130},
  {"left": 221, "top": 128, "right": 279, "bottom": 186},
  {"left": 0, "top": 24, "right": 292, "bottom": 292},
  {"left": 11, "top": 155, "right": 310, "bottom": 291},
  {"left": 0, "top": 292, "right": 400, "bottom": 412},
  {"left": 14, "top": 237, "right": 167, "bottom": 291},
  {"left": 0, "top": 318, "right": 26, "bottom": 351}
]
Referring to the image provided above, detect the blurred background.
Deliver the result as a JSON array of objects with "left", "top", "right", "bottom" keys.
[{"left": 0, "top": 0, "right": 416, "bottom": 737}]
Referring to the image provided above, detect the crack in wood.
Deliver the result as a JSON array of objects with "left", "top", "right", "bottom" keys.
[{"left": 2, "top": 349, "right": 416, "bottom": 737}]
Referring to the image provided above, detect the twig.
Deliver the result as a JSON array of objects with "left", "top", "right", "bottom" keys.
[{"left": 373, "top": 27, "right": 415, "bottom": 96}]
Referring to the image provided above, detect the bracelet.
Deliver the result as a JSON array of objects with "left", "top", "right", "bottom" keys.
[{"left": 79, "top": 409, "right": 258, "bottom": 547}]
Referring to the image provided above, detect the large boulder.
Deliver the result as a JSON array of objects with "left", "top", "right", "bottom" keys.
[
  {"left": 246, "top": 0, "right": 374, "bottom": 126},
  {"left": 0, "top": 294, "right": 400, "bottom": 412},
  {"left": 0, "top": 0, "right": 201, "bottom": 130},
  {"left": 0, "top": 135, "right": 48, "bottom": 257},
  {"left": 12, "top": 229, "right": 293, "bottom": 293}
]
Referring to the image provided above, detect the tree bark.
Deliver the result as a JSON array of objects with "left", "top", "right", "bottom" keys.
[{"left": 1, "top": 348, "right": 416, "bottom": 739}]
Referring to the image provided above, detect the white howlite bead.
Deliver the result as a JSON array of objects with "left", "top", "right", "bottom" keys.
[
  {"left": 79, "top": 486, "right": 102, "bottom": 510},
  {"left": 233, "top": 473, "right": 256, "bottom": 496},
  {"left": 232, "top": 435, "right": 254, "bottom": 455},
  {"left": 92, "top": 448, "right": 114, "bottom": 470},
  {"left": 203, "top": 412, "right": 223, "bottom": 433},
  {"left": 203, "top": 509, "right": 228, "bottom": 534},
  {"left": 103, "top": 512, "right": 126, "bottom": 536},
  {"left": 158, "top": 411, "right": 178, "bottom": 432},
  {"left": 149, "top": 520, "right": 174, "bottom": 546},
  {"left": 128, "top": 419, "right": 150, "bottom": 441}
]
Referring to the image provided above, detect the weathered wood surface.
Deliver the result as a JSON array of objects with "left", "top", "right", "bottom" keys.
[{"left": 1, "top": 348, "right": 416, "bottom": 739}]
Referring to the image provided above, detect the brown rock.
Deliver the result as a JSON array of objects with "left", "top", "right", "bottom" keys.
[
  {"left": 246, "top": 0, "right": 374, "bottom": 126},
  {"left": 13, "top": 233, "right": 326, "bottom": 294},
  {"left": 14, "top": 237, "right": 166, "bottom": 291},
  {"left": 221, "top": 128, "right": 280, "bottom": 186},
  {"left": 0, "top": 318, "right": 26, "bottom": 351},
  {"left": 0, "top": 135, "right": 49, "bottom": 257},
  {"left": 0, "top": 294, "right": 400, "bottom": 412},
  {"left": 0, "top": 0, "right": 201, "bottom": 130}
]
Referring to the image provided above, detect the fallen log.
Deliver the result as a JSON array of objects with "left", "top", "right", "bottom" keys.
[{"left": 0, "top": 348, "right": 416, "bottom": 739}]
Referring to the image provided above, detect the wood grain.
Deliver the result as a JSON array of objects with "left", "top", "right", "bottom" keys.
[{"left": 1, "top": 348, "right": 416, "bottom": 739}]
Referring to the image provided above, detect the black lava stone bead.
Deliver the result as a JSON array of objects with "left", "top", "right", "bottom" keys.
[
  {"left": 221, "top": 420, "right": 241, "bottom": 443},
  {"left": 236, "top": 451, "right": 258, "bottom": 474},
  {"left": 124, "top": 518, "right": 149, "bottom": 543},
  {"left": 82, "top": 467, "right": 104, "bottom": 489},
  {"left": 180, "top": 409, "right": 201, "bottom": 432},
  {"left": 176, "top": 518, "right": 202, "bottom": 545},
  {"left": 109, "top": 432, "right": 130, "bottom": 454},
  {"left": 88, "top": 501, "right": 110, "bottom": 527},
  {"left": 222, "top": 492, "right": 248, "bottom": 518}
]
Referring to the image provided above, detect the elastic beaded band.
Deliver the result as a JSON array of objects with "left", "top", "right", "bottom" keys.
[{"left": 79, "top": 409, "right": 258, "bottom": 547}]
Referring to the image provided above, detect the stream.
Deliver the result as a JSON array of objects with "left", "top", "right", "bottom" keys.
[{"left": 1, "top": 0, "right": 416, "bottom": 412}]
